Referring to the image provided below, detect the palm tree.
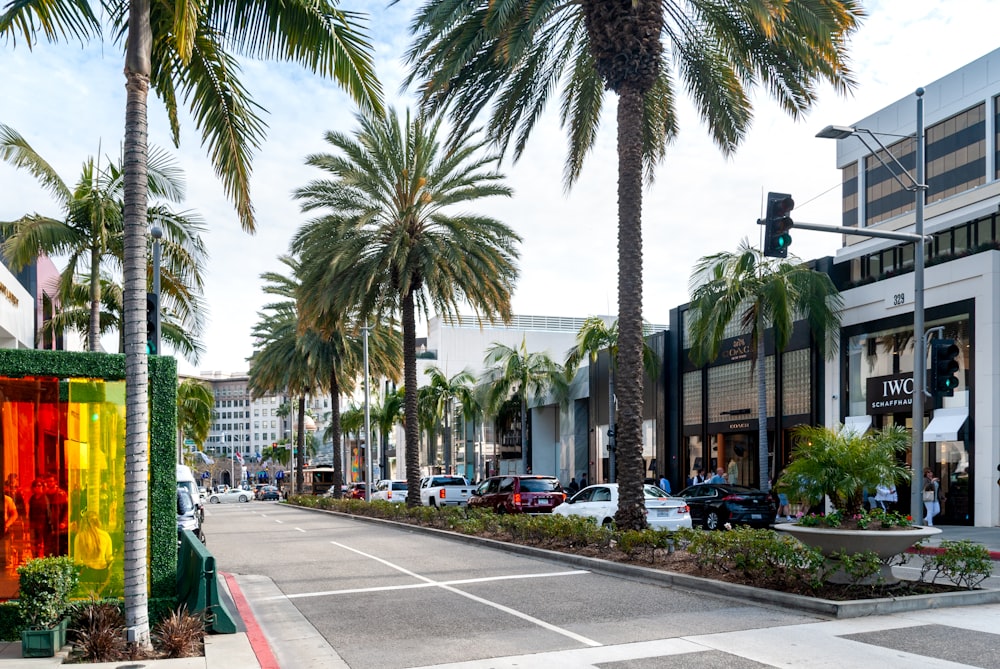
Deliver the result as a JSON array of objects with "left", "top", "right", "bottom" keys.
[
  {"left": 292, "top": 107, "right": 520, "bottom": 507},
  {"left": 2, "top": 1, "right": 381, "bottom": 645},
  {"left": 424, "top": 367, "right": 476, "bottom": 474},
  {"left": 687, "top": 240, "right": 843, "bottom": 491},
  {"left": 404, "top": 0, "right": 862, "bottom": 530},
  {"left": 564, "top": 316, "right": 661, "bottom": 489},
  {"left": 176, "top": 377, "right": 213, "bottom": 462},
  {"left": 0, "top": 126, "right": 207, "bottom": 356},
  {"left": 481, "top": 338, "right": 567, "bottom": 474},
  {"left": 373, "top": 386, "right": 404, "bottom": 479}
]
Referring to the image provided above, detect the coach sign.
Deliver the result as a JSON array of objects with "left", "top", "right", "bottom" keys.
[{"left": 866, "top": 373, "right": 915, "bottom": 414}]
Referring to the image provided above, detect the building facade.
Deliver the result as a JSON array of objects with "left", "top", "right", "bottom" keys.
[{"left": 826, "top": 47, "right": 1000, "bottom": 527}]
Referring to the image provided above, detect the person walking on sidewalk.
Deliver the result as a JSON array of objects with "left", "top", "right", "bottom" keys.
[{"left": 922, "top": 468, "right": 941, "bottom": 526}]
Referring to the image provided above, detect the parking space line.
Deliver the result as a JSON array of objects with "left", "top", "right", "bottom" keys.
[
  {"left": 326, "top": 540, "right": 602, "bottom": 647},
  {"left": 275, "top": 569, "right": 589, "bottom": 600},
  {"left": 295, "top": 527, "right": 306, "bottom": 532}
]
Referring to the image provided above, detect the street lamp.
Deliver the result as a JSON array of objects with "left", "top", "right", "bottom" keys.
[
  {"left": 362, "top": 321, "right": 372, "bottom": 501},
  {"left": 817, "top": 88, "right": 928, "bottom": 524}
]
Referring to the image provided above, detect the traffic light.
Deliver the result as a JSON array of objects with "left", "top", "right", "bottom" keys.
[
  {"left": 760, "top": 192, "right": 795, "bottom": 258},
  {"left": 930, "top": 338, "right": 960, "bottom": 398},
  {"left": 145, "top": 292, "right": 160, "bottom": 355}
]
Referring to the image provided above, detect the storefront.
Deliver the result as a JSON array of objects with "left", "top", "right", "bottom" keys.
[
  {"left": 671, "top": 306, "right": 825, "bottom": 490},
  {"left": 840, "top": 302, "right": 974, "bottom": 524}
]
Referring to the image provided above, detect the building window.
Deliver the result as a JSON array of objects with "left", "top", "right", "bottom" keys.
[
  {"left": 866, "top": 135, "right": 916, "bottom": 226},
  {"left": 781, "top": 349, "right": 811, "bottom": 417},
  {"left": 926, "top": 103, "right": 985, "bottom": 204},
  {"left": 707, "top": 359, "right": 774, "bottom": 423},
  {"left": 841, "top": 161, "right": 859, "bottom": 227},
  {"left": 683, "top": 372, "right": 701, "bottom": 426}
]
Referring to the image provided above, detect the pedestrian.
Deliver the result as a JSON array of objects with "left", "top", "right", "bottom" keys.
[
  {"left": 2, "top": 492, "right": 17, "bottom": 567},
  {"left": 74, "top": 510, "right": 114, "bottom": 594},
  {"left": 922, "top": 468, "right": 941, "bottom": 526},
  {"left": 873, "top": 483, "right": 897, "bottom": 511},
  {"left": 658, "top": 473, "right": 671, "bottom": 494},
  {"left": 579, "top": 473, "right": 588, "bottom": 489},
  {"left": 687, "top": 468, "right": 705, "bottom": 487},
  {"left": 708, "top": 467, "right": 727, "bottom": 484},
  {"left": 567, "top": 477, "right": 579, "bottom": 495},
  {"left": 27, "top": 479, "right": 51, "bottom": 558}
]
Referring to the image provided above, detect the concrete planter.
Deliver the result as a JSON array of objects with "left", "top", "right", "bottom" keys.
[{"left": 775, "top": 523, "right": 942, "bottom": 584}]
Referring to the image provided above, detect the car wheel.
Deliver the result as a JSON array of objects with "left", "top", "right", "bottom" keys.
[
  {"left": 495, "top": 506, "right": 506, "bottom": 515},
  {"left": 602, "top": 517, "right": 615, "bottom": 527},
  {"left": 209, "top": 497, "right": 220, "bottom": 504},
  {"left": 239, "top": 495, "right": 248, "bottom": 503},
  {"left": 705, "top": 510, "right": 720, "bottom": 530},
  {"left": 428, "top": 498, "right": 437, "bottom": 507}
]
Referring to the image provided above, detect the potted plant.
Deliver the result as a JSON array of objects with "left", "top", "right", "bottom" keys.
[
  {"left": 774, "top": 424, "right": 941, "bottom": 583},
  {"left": 17, "top": 556, "right": 79, "bottom": 657}
]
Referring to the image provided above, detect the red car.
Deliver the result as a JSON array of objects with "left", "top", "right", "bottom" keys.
[
  {"left": 469, "top": 475, "right": 566, "bottom": 514},
  {"left": 347, "top": 482, "right": 368, "bottom": 500}
]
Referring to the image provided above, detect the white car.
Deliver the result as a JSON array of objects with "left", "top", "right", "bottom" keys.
[
  {"left": 371, "top": 479, "right": 408, "bottom": 503},
  {"left": 552, "top": 483, "right": 692, "bottom": 531},
  {"left": 207, "top": 488, "right": 251, "bottom": 504}
]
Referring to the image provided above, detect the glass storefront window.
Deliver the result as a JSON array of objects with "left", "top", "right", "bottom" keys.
[{"left": 1, "top": 377, "right": 127, "bottom": 601}]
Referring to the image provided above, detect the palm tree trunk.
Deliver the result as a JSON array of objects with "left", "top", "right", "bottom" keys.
[
  {"left": 757, "top": 312, "right": 770, "bottom": 491},
  {"left": 296, "top": 395, "right": 306, "bottom": 494},
  {"left": 520, "top": 397, "right": 527, "bottom": 473},
  {"left": 122, "top": 0, "right": 154, "bottom": 647},
  {"left": 89, "top": 245, "right": 101, "bottom": 351},
  {"left": 402, "top": 289, "right": 421, "bottom": 506},
  {"left": 330, "top": 370, "right": 343, "bottom": 498},
  {"left": 613, "top": 84, "right": 646, "bottom": 530},
  {"left": 608, "top": 369, "right": 616, "bottom": 482}
]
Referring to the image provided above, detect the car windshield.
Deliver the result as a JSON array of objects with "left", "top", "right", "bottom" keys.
[
  {"left": 392, "top": 482, "right": 407, "bottom": 491},
  {"left": 644, "top": 485, "right": 670, "bottom": 498},
  {"left": 520, "top": 478, "right": 562, "bottom": 493},
  {"left": 177, "top": 488, "right": 194, "bottom": 514},
  {"left": 435, "top": 477, "right": 467, "bottom": 486}
]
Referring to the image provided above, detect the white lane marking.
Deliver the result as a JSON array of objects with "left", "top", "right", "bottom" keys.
[
  {"left": 296, "top": 527, "right": 307, "bottom": 533},
  {"left": 327, "top": 540, "right": 602, "bottom": 647},
  {"left": 274, "top": 519, "right": 283, "bottom": 524},
  {"left": 274, "top": 569, "right": 589, "bottom": 600}
]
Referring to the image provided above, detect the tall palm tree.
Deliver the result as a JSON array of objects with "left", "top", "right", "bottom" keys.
[
  {"left": 481, "top": 338, "right": 567, "bottom": 474},
  {"left": 2, "top": 1, "right": 381, "bottom": 644},
  {"left": 404, "top": 0, "right": 862, "bottom": 530},
  {"left": 176, "top": 377, "right": 213, "bottom": 462},
  {"left": 417, "top": 385, "right": 441, "bottom": 471},
  {"left": 0, "top": 126, "right": 206, "bottom": 355},
  {"left": 292, "top": 107, "right": 520, "bottom": 507},
  {"left": 687, "top": 240, "right": 843, "bottom": 491},
  {"left": 424, "top": 367, "right": 475, "bottom": 474}
]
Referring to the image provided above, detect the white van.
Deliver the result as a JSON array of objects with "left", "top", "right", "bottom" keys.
[{"left": 177, "top": 464, "right": 204, "bottom": 522}]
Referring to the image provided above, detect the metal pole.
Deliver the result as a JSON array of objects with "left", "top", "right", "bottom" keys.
[
  {"left": 363, "top": 322, "right": 372, "bottom": 500},
  {"left": 911, "top": 88, "right": 927, "bottom": 525}
]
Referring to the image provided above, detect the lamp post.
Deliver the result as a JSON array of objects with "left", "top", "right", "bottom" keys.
[{"left": 817, "top": 88, "right": 928, "bottom": 524}]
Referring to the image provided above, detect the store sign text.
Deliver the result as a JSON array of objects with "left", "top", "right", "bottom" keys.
[
  {"left": 719, "top": 335, "right": 751, "bottom": 363},
  {"left": 866, "top": 373, "right": 914, "bottom": 414}
]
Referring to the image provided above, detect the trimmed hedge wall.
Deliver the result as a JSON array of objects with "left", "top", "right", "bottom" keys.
[{"left": 0, "top": 348, "right": 177, "bottom": 638}]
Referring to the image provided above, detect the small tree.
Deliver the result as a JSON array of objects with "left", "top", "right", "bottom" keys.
[{"left": 778, "top": 425, "right": 911, "bottom": 517}]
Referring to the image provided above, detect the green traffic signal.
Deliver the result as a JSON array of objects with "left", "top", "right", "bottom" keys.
[
  {"left": 761, "top": 192, "right": 794, "bottom": 258},
  {"left": 930, "top": 338, "right": 960, "bottom": 398}
]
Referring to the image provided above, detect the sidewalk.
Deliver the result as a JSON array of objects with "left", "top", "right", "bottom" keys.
[{"left": 912, "top": 524, "right": 1000, "bottom": 560}]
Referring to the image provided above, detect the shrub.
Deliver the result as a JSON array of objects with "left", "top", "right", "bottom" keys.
[
  {"left": 920, "top": 540, "right": 992, "bottom": 590},
  {"left": 831, "top": 549, "right": 884, "bottom": 589},
  {"left": 70, "top": 598, "right": 125, "bottom": 662},
  {"left": 16, "top": 556, "right": 79, "bottom": 630},
  {"left": 152, "top": 606, "right": 205, "bottom": 658}
]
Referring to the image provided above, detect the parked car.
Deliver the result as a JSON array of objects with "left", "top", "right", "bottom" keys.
[
  {"left": 674, "top": 483, "right": 777, "bottom": 530},
  {"left": 347, "top": 482, "right": 368, "bottom": 500},
  {"left": 469, "top": 475, "right": 566, "bottom": 514},
  {"left": 177, "top": 486, "right": 206, "bottom": 544},
  {"left": 207, "top": 487, "right": 251, "bottom": 504},
  {"left": 552, "top": 483, "right": 692, "bottom": 531},
  {"left": 372, "top": 479, "right": 408, "bottom": 503},
  {"left": 257, "top": 485, "right": 281, "bottom": 501}
]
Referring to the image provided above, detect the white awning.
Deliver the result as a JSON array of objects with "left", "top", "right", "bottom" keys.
[
  {"left": 924, "top": 407, "right": 968, "bottom": 442},
  {"left": 841, "top": 415, "right": 873, "bottom": 437}
]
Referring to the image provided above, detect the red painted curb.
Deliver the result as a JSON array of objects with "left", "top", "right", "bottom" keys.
[
  {"left": 906, "top": 546, "right": 1000, "bottom": 561},
  {"left": 223, "top": 571, "right": 281, "bottom": 669}
]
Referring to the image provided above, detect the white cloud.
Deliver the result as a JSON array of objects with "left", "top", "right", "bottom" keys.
[{"left": 1, "top": 0, "right": 997, "bottom": 375}]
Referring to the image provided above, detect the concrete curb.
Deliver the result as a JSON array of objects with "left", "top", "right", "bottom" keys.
[
  {"left": 908, "top": 545, "right": 1000, "bottom": 561},
  {"left": 289, "top": 503, "right": 1000, "bottom": 619}
]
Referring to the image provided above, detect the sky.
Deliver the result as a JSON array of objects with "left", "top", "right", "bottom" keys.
[{"left": 2, "top": 0, "right": 998, "bottom": 376}]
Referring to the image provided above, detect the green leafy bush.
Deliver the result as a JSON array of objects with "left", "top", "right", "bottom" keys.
[
  {"left": 831, "top": 549, "right": 884, "bottom": 589},
  {"left": 920, "top": 540, "right": 992, "bottom": 590},
  {"left": 17, "top": 557, "right": 79, "bottom": 630}
]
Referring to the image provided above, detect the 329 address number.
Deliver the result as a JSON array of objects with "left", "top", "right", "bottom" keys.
[{"left": 893, "top": 292, "right": 905, "bottom": 306}]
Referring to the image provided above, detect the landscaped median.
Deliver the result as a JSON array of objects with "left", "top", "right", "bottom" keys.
[{"left": 285, "top": 496, "right": 1000, "bottom": 619}]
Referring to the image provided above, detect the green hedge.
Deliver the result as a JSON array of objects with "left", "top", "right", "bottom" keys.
[{"left": 0, "top": 348, "right": 178, "bottom": 638}]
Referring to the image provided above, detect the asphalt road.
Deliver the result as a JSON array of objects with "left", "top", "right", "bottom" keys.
[{"left": 203, "top": 502, "right": 821, "bottom": 667}]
